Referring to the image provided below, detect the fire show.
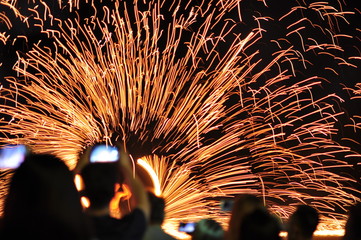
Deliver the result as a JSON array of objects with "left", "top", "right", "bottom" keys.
[{"left": 0, "top": 0, "right": 360, "bottom": 238}]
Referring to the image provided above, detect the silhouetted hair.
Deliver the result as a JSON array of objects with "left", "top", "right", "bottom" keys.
[
  {"left": 343, "top": 202, "right": 361, "bottom": 240},
  {"left": 192, "top": 218, "right": 224, "bottom": 240},
  {"left": 2, "top": 154, "right": 91, "bottom": 239},
  {"left": 81, "top": 162, "right": 120, "bottom": 209},
  {"left": 148, "top": 192, "right": 166, "bottom": 224},
  {"left": 240, "top": 209, "right": 281, "bottom": 240},
  {"left": 289, "top": 205, "right": 319, "bottom": 239}
]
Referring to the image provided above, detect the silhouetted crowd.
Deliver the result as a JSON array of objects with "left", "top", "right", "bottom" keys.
[{"left": 0, "top": 144, "right": 359, "bottom": 240}]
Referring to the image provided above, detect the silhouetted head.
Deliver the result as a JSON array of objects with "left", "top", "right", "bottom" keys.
[
  {"left": 192, "top": 218, "right": 224, "bottom": 240},
  {"left": 343, "top": 202, "right": 361, "bottom": 240},
  {"left": 147, "top": 192, "right": 166, "bottom": 225},
  {"left": 2, "top": 154, "right": 91, "bottom": 239},
  {"left": 227, "top": 194, "right": 265, "bottom": 240},
  {"left": 81, "top": 162, "right": 121, "bottom": 210},
  {"left": 240, "top": 209, "right": 281, "bottom": 240},
  {"left": 287, "top": 205, "right": 319, "bottom": 240}
]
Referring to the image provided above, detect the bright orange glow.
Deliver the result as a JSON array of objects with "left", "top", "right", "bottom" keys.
[
  {"left": 137, "top": 159, "right": 162, "bottom": 196},
  {"left": 280, "top": 230, "right": 344, "bottom": 237},
  {"left": 74, "top": 174, "right": 83, "bottom": 191},
  {"left": 81, "top": 196, "right": 90, "bottom": 209},
  {"left": 314, "top": 230, "right": 345, "bottom": 236},
  {"left": 109, "top": 184, "right": 132, "bottom": 218},
  {"left": 165, "top": 230, "right": 191, "bottom": 240}
]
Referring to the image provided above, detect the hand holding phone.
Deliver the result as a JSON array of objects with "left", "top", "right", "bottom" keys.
[{"left": 0, "top": 145, "right": 27, "bottom": 169}]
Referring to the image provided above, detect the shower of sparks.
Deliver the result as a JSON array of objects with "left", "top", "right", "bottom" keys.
[{"left": 0, "top": 0, "right": 360, "bottom": 237}]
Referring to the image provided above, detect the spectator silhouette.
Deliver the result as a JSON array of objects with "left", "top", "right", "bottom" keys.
[
  {"left": 142, "top": 192, "right": 176, "bottom": 240},
  {"left": 240, "top": 208, "right": 281, "bottom": 240},
  {"left": 1, "top": 154, "right": 92, "bottom": 240},
  {"left": 287, "top": 205, "right": 319, "bottom": 240},
  {"left": 80, "top": 145, "right": 150, "bottom": 240},
  {"left": 226, "top": 194, "right": 265, "bottom": 240},
  {"left": 192, "top": 218, "right": 224, "bottom": 240},
  {"left": 343, "top": 202, "right": 361, "bottom": 240}
]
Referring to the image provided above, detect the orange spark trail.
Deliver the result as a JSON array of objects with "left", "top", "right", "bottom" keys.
[{"left": 0, "top": 0, "right": 360, "bottom": 237}]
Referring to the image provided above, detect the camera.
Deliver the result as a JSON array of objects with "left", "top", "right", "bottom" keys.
[
  {"left": 90, "top": 144, "right": 119, "bottom": 163},
  {"left": 0, "top": 144, "right": 27, "bottom": 169}
]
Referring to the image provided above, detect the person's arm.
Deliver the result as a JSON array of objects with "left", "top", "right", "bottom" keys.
[{"left": 118, "top": 145, "right": 150, "bottom": 222}]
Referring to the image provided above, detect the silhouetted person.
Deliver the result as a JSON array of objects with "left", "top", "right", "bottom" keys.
[
  {"left": 226, "top": 194, "right": 265, "bottom": 240},
  {"left": 343, "top": 202, "right": 361, "bottom": 240},
  {"left": 1, "top": 154, "right": 92, "bottom": 240},
  {"left": 80, "top": 146, "right": 150, "bottom": 240},
  {"left": 143, "top": 192, "right": 176, "bottom": 240},
  {"left": 287, "top": 205, "right": 319, "bottom": 240},
  {"left": 240, "top": 209, "right": 281, "bottom": 240},
  {"left": 192, "top": 218, "right": 224, "bottom": 240}
]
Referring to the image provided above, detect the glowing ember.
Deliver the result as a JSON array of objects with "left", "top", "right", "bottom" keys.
[{"left": 0, "top": 0, "right": 360, "bottom": 237}]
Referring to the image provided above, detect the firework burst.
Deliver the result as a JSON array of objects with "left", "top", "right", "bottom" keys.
[{"left": 0, "top": 0, "right": 360, "bottom": 236}]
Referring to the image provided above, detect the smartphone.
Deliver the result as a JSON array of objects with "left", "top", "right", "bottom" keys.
[
  {"left": 0, "top": 144, "right": 27, "bottom": 169},
  {"left": 90, "top": 144, "right": 119, "bottom": 163},
  {"left": 220, "top": 199, "right": 234, "bottom": 211},
  {"left": 178, "top": 222, "right": 196, "bottom": 233}
]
